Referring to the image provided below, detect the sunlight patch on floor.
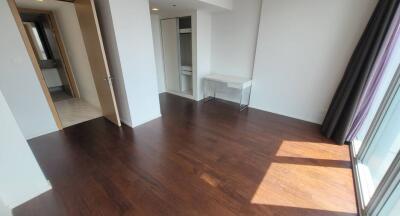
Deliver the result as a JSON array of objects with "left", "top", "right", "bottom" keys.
[
  {"left": 276, "top": 140, "right": 350, "bottom": 161},
  {"left": 200, "top": 173, "right": 220, "bottom": 187},
  {"left": 251, "top": 162, "right": 357, "bottom": 213}
]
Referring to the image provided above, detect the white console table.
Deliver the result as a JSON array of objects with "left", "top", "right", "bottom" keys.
[{"left": 203, "top": 73, "right": 252, "bottom": 111}]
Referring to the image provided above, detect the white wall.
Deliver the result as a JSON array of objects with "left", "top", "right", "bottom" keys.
[
  {"left": 210, "top": 0, "right": 261, "bottom": 102},
  {"left": 194, "top": 11, "right": 212, "bottom": 100},
  {"left": 0, "top": 1, "right": 58, "bottom": 139},
  {"left": 0, "top": 90, "right": 51, "bottom": 208},
  {"left": 54, "top": 3, "right": 101, "bottom": 108},
  {"left": 199, "top": 0, "right": 233, "bottom": 10},
  {"left": 95, "top": 0, "right": 161, "bottom": 127},
  {"left": 250, "top": 0, "right": 378, "bottom": 124},
  {"left": 0, "top": 198, "right": 11, "bottom": 216},
  {"left": 211, "top": 0, "right": 261, "bottom": 78},
  {"left": 95, "top": 0, "right": 132, "bottom": 125},
  {"left": 151, "top": 14, "right": 166, "bottom": 93}
]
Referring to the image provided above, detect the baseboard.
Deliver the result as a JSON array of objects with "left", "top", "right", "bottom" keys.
[
  {"left": 131, "top": 113, "right": 162, "bottom": 128},
  {"left": 166, "top": 90, "right": 195, "bottom": 100},
  {"left": 120, "top": 118, "right": 133, "bottom": 128},
  {"left": 26, "top": 127, "right": 59, "bottom": 140},
  {"left": 8, "top": 181, "right": 52, "bottom": 209}
]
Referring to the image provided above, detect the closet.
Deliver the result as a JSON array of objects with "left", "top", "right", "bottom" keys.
[{"left": 161, "top": 16, "right": 193, "bottom": 97}]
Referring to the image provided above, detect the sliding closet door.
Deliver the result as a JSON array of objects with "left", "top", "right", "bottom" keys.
[
  {"left": 74, "top": 0, "right": 121, "bottom": 126},
  {"left": 161, "top": 18, "right": 180, "bottom": 93}
]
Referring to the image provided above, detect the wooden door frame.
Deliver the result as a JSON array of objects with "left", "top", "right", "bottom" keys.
[
  {"left": 18, "top": 7, "right": 81, "bottom": 99},
  {"left": 8, "top": 0, "right": 122, "bottom": 129},
  {"left": 7, "top": 0, "right": 63, "bottom": 129}
]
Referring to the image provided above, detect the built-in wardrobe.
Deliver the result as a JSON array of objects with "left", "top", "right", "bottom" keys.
[{"left": 161, "top": 16, "right": 193, "bottom": 97}]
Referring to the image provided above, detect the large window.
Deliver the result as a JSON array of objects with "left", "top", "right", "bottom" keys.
[
  {"left": 353, "top": 66, "right": 400, "bottom": 215},
  {"left": 379, "top": 181, "right": 400, "bottom": 216}
]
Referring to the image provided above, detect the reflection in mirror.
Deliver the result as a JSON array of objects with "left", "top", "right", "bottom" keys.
[{"left": 23, "top": 21, "right": 48, "bottom": 60}]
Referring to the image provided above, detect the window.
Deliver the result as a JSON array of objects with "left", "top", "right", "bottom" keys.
[{"left": 353, "top": 66, "right": 400, "bottom": 215}]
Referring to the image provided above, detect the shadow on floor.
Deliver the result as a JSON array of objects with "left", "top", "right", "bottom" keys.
[{"left": 14, "top": 93, "right": 357, "bottom": 216}]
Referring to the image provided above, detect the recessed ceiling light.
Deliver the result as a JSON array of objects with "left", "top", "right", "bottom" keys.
[
  {"left": 36, "top": 0, "right": 44, "bottom": 2},
  {"left": 152, "top": 8, "right": 159, "bottom": 11}
]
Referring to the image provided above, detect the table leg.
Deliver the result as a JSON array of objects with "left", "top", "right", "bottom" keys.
[
  {"left": 203, "top": 80, "right": 216, "bottom": 103},
  {"left": 239, "top": 87, "right": 250, "bottom": 111}
]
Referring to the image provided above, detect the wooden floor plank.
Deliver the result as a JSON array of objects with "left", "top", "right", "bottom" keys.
[{"left": 13, "top": 93, "right": 357, "bottom": 216}]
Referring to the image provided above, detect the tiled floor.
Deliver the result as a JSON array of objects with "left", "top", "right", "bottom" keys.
[{"left": 54, "top": 98, "right": 102, "bottom": 128}]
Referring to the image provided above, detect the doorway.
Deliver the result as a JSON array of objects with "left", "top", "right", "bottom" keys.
[
  {"left": 19, "top": 8, "right": 100, "bottom": 128},
  {"left": 20, "top": 9, "right": 79, "bottom": 100},
  {"left": 161, "top": 16, "right": 194, "bottom": 99},
  {"left": 8, "top": 0, "right": 121, "bottom": 128}
]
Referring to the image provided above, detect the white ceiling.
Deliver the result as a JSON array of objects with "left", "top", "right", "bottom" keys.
[
  {"left": 15, "top": 0, "right": 230, "bottom": 19},
  {"left": 15, "top": 0, "right": 72, "bottom": 10},
  {"left": 149, "top": 0, "right": 230, "bottom": 17}
]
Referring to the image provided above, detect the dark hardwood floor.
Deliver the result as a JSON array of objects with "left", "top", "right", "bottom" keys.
[{"left": 14, "top": 93, "right": 357, "bottom": 216}]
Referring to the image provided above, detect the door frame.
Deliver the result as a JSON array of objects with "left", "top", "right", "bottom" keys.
[
  {"left": 7, "top": 0, "right": 122, "bottom": 128},
  {"left": 18, "top": 7, "right": 81, "bottom": 99},
  {"left": 7, "top": 0, "right": 63, "bottom": 129}
]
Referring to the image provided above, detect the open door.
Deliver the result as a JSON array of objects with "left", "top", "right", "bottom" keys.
[
  {"left": 74, "top": 0, "right": 121, "bottom": 126},
  {"left": 161, "top": 18, "right": 181, "bottom": 93}
]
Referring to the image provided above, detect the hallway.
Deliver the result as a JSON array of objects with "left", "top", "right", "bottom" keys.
[{"left": 54, "top": 98, "right": 102, "bottom": 128}]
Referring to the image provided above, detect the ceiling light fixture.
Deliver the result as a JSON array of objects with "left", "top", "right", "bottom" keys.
[{"left": 152, "top": 8, "right": 159, "bottom": 11}]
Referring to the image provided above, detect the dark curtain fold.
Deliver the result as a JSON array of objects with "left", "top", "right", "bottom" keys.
[
  {"left": 347, "top": 9, "right": 400, "bottom": 141},
  {"left": 321, "top": 0, "right": 400, "bottom": 144}
]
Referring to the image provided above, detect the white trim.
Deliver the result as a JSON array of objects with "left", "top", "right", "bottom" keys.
[
  {"left": 120, "top": 118, "right": 133, "bottom": 128},
  {"left": 166, "top": 90, "right": 195, "bottom": 100},
  {"left": 358, "top": 163, "right": 376, "bottom": 204},
  {"left": 8, "top": 181, "right": 52, "bottom": 208},
  {"left": 351, "top": 142, "right": 367, "bottom": 216},
  {"left": 131, "top": 113, "right": 162, "bottom": 128}
]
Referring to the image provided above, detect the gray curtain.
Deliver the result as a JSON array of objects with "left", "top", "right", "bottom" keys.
[
  {"left": 321, "top": 0, "right": 400, "bottom": 144},
  {"left": 347, "top": 7, "right": 400, "bottom": 141}
]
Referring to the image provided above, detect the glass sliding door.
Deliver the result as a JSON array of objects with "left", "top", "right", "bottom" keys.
[
  {"left": 362, "top": 91, "right": 400, "bottom": 186},
  {"left": 377, "top": 176, "right": 400, "bottom": 215},
  {"left": 353, "top": 67, "right": 400, "bottom": 215}
]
